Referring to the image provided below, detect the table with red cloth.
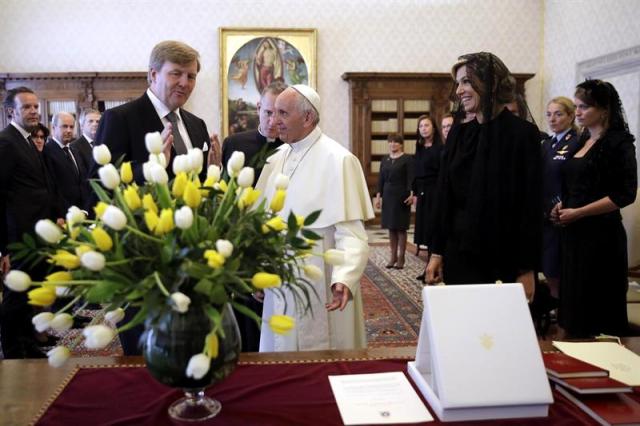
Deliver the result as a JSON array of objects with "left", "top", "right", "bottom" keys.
[{"left": 3, "top": 344, "right": 640, "bottom": 425}]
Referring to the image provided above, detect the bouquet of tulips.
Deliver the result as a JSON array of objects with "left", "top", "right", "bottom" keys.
[{"left": 4, "top": 132, "right": 333, "bottom": 377}]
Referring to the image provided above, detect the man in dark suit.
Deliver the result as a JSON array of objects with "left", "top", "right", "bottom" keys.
[
  {"left": 93, "top": 40, "right": 219, "bottom": 355},
  {"left": 70, "top": 108, "right": 101, "bottom": 173},
  {"left": 0, "top": 87, "right": 61, "bottom": 358},
  {"left": 222, "top": 81, "right": 287, "bottom": 186},
  {"left": 220, "top": 81, "right": 287, "bottom": 352},
  {"left": 43, "top": 112, "right": 88, "bottom": 212},
  {"left": 95, "top": 40, "right": 219, "bottom": 185}
]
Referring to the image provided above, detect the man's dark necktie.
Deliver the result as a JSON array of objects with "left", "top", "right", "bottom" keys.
[
  {"left": 62, "top": 146, "right": 79, "bottom": 177},
  {"left": 166, "top": 111, "right": 188, "bottom": 155}
]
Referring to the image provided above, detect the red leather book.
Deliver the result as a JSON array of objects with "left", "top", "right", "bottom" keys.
[
  {"left": 556, "top": 385, "right": 640, "bottom": 425},
  {"left": 550, "top": 376, "right": 633, "bottom": 394},
  {"left": 543, "top": 351, "right": 608, "bottom": 378}
]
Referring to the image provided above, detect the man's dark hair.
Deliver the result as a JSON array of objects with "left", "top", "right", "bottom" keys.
[{"left": 3, "top": 86, "right": 35, "bottom": 110}]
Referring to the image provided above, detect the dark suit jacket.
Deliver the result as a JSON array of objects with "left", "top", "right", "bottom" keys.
[
  {"left": 94, "top": 92, "right": 209, "bottom": 184},
  {"left": 222, "top": 130, "right": 283, "bottom": 184},
  {"left": 0, "top": 125, "right": 60, "bottom": 253},
  {"left": 43, "top": 139, "right": 88, "bottom": 212},
  {"left": 70, "top": 135, "right": 93, "bottom": 173}
]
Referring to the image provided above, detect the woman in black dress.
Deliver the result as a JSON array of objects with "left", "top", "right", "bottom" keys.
[
  {"left": 413, "top": 114, "right": 443, "bottom": 258},
  {"left": 552, "top": 80, "right": 637, "bottom": 338},
  {"left": 541, "top": 97, "right": 580, "bottom": 299},
  {"left": 426, "top": 52, "right": 542, "bottom": 302},
  {"left": 375, "top": 134, "right": 414, "bottom": 269}
]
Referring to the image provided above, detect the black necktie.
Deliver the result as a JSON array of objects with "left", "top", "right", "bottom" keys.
[
  {"left": 166, "top": 111, "right": 187, "bottom": 155},
  {"left": 62, "top": 146, "right": 79, "bottom": 177}
]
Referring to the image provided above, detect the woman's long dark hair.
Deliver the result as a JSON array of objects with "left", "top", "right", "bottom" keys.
[
  {"left": 415, "top": 113, "right": 442, "bottom": 150},
  {"left": 575, "top": 79, "right": 629, "bottom": 133}
]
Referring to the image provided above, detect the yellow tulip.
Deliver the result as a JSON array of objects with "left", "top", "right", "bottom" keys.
[
  {"left": 120, "top": 162, "right": 133, "bottom": 184},
  {"left": 269, "top": 189, "right": 286, "bottom": 212},
  {"left": 295, "top": 214, "right": 305, "bottom": 228},
  {"left": 144, "top": 210, "right": 159, "bottom": 232},
  {"left": 205, "top": 332, "right": 219, "bottom": 359},
  {"left": 69, "top": 226, "right": 80, "bottom": 240},
  {"left": 261, "top": 216, "right": 287, "bottom": 233},
  {"left": 156, "top": 208, "right": 174, "bottom": 235},
  {"left": 238, "top": 187, "right": 261, "bottom": 209},
  {"left": 49, "top": 250, "right": 80, "bottom": 269},
  {"left": 45, "top": 271, "right": 73, "bottom": 283},
  {"left": 94, "top": 201, "right": 108, "bottom": 219},
  {"left": 201, "top": 176, "right": 214, "bottom": 196},
  {"left": 91, "top": 227, "right": 113, "bottom": 251},
  {"left": 123, "top": 186, "right": 142, "bottom": 210},
  {"left": 28, "top": 286, "right": 57, "bottom": 307},
  {"left": 251, "top": 272, "right": 282, "bottom": 289},
  {"left": 171, "top": 172, "right": 188, "bottom": 198},
  {"left": 216, "top": 179, "right": 228, "bottom": 193},
  {"left": 74, "top": 245, "right": 92, "bottom": 257},
  {"left": 142, "top": 193, "right": 158, "bottom": 214},
  {"left": 204, "top": 249, "right": 225, "bottom": 269},
  {"left": 268, "top": 315, "right": 295, "bottom": 335},
  {"left": 183, "top": 181, "right": 202, "bottom": 208}
]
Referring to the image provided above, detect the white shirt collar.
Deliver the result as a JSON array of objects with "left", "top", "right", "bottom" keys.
[
  {"left": 553, "top": 128, "right": 571, "bottom": 142},
  {"left": 289, "top": 126, "right": 322, "bottom": 153},
  {"left": 146, "top": 88, "right": 181, "bottom": 121},
  {"left": 83, "top": 134, "right": 94, "bottom": 144},
  {"left": 10, "top": 121, "right": 30, "bottom": 140},
  {"left": 52, "top": 137, "right": 69, "bottom": 149}
]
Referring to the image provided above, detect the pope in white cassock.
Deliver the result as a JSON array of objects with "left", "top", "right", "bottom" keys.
[{"left": 256, "top": 85, "right": 375, "bottom": 351}]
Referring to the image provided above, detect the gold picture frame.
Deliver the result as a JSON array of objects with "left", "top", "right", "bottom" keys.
[{"left": 219, "top": 27, "right": 317, "bottom": 139}]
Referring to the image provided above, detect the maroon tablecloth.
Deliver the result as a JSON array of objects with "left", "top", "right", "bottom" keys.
[{"left": 35, "top": 359, "right": 601, "bottom": 425}]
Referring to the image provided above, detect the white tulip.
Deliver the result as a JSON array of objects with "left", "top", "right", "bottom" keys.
[
  {"left": 142, "top": 161, "right": 153, "bottom": 182},
  {"left": 4, "top": 270, "right": 32, "bottom": 292},
  {"left": 92, "top": 145, "right": 112, "bottom": 165},
  {"left": 83, "top": 325, "right": 115, "bottom": 349},
  {"left": 50, "top": 313, "right": 74, "bottom": 332},
  {"left": 98, "top": 164, "right": 121, "bottom": 190},
  {"left": 236, "top": 167, "right": 255, "bottom": 188},
  {"left": 227, "top": 151, "right": 245, "bottom": 177},
  {"left": 105, "top": 308, "right": 125, "bottom": 324},
  {"left": 188, "top": 148, "right": 204, "bottom": 173},
  {"left": 81, "top": 251, "right": 106, "bottom": 271},
  {"left": 47, "top": 346, "right": 71, "bottom": 368},
  {"left": 303, "top": 264, "right": 323, "bottom": 281},
  {"left": 172, "top": 154, "right": 189, "bottom": 175},
  {"left": 207, "top": 164, "right": 221, "bottom": 182},
  {"left": 156, "top": 153, "right": 167, "bottom": 168},
  {"left": 35, "top": 219, "right": 63, "bottom": 244},
  {"left": 149, "top": 163, "right": 169, "bottom": 185},
  {"left": 170, "top": 292, "right": 191, "bottom": 313},
  {"left": 66, "top": 206, "right": 86, "bottom": 225},
  {"left": 101, "top": 205, "right": 127, "bottom": 230},
  {"left": 215, "top": 239, "right": 233, "bottom": 258},
  {"left": 323, "top": 249, "right": 346, "bottom": 266},
  {"left": 56, "top": 286, "right": 71, "bottom": 297},
  {"left": 186, "top": 353, "right": 211, "bottom": 379},
  {"left": 174, "top": 206, "right": 194, "bottom": 229},
  {"left": 274, "top": 173, "right": 289, "bottom": 190},
  {"left": 32, "top": 312, "right": 55, "bottom": 332},
  {"left": 145, "top": 131, "right": 163, "bottom": 154}
]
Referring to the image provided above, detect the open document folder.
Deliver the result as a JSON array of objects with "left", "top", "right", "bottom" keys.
[
  {"left": 407, "top": 283, "right": 553, "bottom": 422},
  {"left": 553, "top": 341, "right": 640, "bottom": 386}
]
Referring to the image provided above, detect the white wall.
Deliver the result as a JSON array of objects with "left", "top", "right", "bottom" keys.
[{"left": 0, "top": 0, "right": 542, "bottom": 147}]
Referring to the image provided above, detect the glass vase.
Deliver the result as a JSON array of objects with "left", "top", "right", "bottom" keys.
[{"left": 143, "top": 301, "right": 241, "bottom": 422}]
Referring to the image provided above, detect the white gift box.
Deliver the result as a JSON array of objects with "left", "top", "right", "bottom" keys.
[{"left": 407, "top": 283, "right": 553, "bottom": 422}]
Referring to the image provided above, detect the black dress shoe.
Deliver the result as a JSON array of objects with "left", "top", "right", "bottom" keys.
[
  {"left": 385, "top": 262, "right": 396, "bottom": 269},
  {"left": 415, "top": 272, "right": 426, "bottom": 282}
]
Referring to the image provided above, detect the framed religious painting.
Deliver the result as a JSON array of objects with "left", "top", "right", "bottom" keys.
[{"left": 219, "top": 28, "right": 317, "bottom": 139}]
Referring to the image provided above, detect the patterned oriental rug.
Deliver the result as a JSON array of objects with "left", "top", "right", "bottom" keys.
[{"left": 361, "top": 243, "right": 428, "bottom": 348}]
